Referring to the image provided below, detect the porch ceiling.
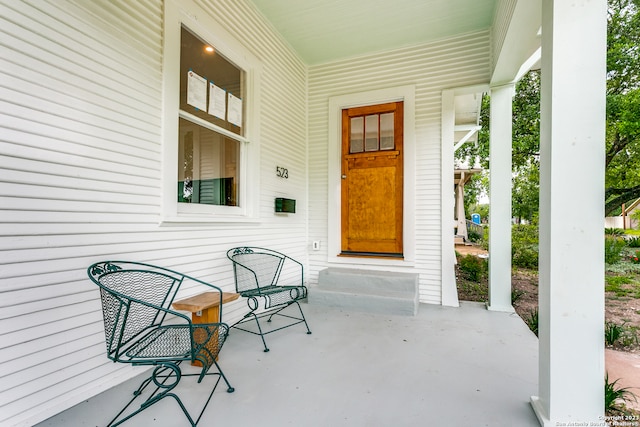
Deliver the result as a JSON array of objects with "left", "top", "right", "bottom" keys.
[{"left": 249, "top": 0, "right": 497, "bottom": 65}]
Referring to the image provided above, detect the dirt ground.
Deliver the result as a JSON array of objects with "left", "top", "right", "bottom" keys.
[{"left": 455, "top": 243, "right": 640, "bottom": 352}]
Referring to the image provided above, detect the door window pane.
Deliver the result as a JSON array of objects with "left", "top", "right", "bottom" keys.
[
  {"left": 380, "top": 113, "right": 394, "bottom": 150},
  {"left": 365, "top": 115, "right": 379, "bottom": 151},
  {"left": 350, "top": 117, "right": 364, "bottom": 153}
]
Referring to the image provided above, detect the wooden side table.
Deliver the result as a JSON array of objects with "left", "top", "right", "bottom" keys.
[
  {"left": 173, "top": 292, "right": 239, "bottom": 324},
  {"left": 173, "top": 292, "right": 239, "bottom": 365}
]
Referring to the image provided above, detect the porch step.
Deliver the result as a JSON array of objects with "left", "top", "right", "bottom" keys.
[{"left": 308, "top": 268, "right": 419, "bottom": 316}]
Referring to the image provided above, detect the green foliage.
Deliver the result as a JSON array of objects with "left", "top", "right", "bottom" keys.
[
  {"left": 512, "top": 224, "right": 539, "bottom": 269},
  {"left": 512, "top": 161, "right": 540, "bottom": 223},
  {"left": 462, "top": 173, "right": 489, "bottom": 219},
  {"left": 606, "top": 261, "right": 640, "bottom": 275},
  {"left": 525, "top": 308, "right": 538, "bottom": 336},
  {"left": 606, "top": 275, "right": 636, "bottom": 297},
  {"left": 607, "top": 0, "right": 640, "bottom": 94},
  {"left": 627, "top": 236, "right": 640, "bottom": 247},
  {"left": 458, "top": 254, "right": 487, "bottom": 282},
  {"left": 605, "top": 0, "right": 640, "bottom": 214},
  {"left": 458, "top": 0, "right": 640, "bottom": 218},
  {"left": 607, "top": 227, "right": 626, "bottom": 236},
  {"left": 467, "top": 229, "right": 482, "bottom": 243},
  {"left": 605, "top": 372, "right": 637, "bottom": 413},
  {"left": 606, "top": 236, "right": 628, "bottom": 264},
  {"left": 606, "top": 321, "right": 626, "bottom": 346},
  {"left": 468, "top": 203, "right": 489, "bottom": 223}
]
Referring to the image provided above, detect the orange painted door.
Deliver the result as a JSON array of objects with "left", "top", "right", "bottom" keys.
[{"left": 341, "top": 102, "right": 403, "bottom": 257}]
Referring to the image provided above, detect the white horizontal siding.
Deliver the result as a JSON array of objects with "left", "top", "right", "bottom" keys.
[
  {"left": 308, "top": 31, "right": 491, "bottom": 304},
  {"left": 0, "top": 0, "right": 308, "bottom": 425}
]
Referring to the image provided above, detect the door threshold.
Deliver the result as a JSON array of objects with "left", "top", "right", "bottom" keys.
[{"left": 339, "top": 251, "right": 404, "bottom": 259}]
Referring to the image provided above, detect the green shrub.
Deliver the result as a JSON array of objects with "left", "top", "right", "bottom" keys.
[
  {"left": 605, "top": 321, "right": 625, "bottom": 346},
  {"left": 467, "top": 229, "right": 482, "bottom": 243},
  {"left": 458, "top": 254, "right": 487, "bottom": 282},
  {"left": 512, "top": 245, "right": 539, "bottom": 269},
  {"left": 627, "top": 236, "right": 640, "bottom": 248},
  {"left": 512, "top": 224, "right": 539, "bottom": 269},
  {"left": 606, "top": 262, "right": 640, "bottom": 275},
  {"left": 606, "top": 228, "right": 625, "bottom": 236},
  {"left": 605, "top": 236, "right": 627, "bottom": 264}
]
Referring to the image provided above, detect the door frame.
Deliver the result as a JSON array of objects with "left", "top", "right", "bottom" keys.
[{"left": 327, "top": 85, "right": 416, "bottom": 266}]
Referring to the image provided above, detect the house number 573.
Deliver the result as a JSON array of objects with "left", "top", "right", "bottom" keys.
[{"left": 276, "top": 166, "right": 289, "bottom": 179}]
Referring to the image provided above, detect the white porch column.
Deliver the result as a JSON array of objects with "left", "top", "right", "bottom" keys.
[
  {"left": 487, "top": 83, "right": 514, "bottom": 312},
  {"left": 531, "top": 0, "right": 607, "bottom": 425},
  {"left": 456, "top": 172, "right": 468, "bottom": 240}
]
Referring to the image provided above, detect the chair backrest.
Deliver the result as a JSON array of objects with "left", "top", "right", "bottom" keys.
[
  {"left": 227, "top": 247, "right": 286, "bottom": 294},
  {"left": 88, "top": 261, "right": 184, "bottom": 360}
]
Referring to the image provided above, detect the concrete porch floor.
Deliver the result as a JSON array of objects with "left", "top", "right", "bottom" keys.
[{"left": 37, "top": 302, "right": 540, "bottom": 427}]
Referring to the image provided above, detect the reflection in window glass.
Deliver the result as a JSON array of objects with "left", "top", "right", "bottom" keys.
[
  {"left": 178, "top": 118, "right": 239, "bottom": 206},
  {"left": 380, "top": 113, "right": 394, "bottom": 150},
  {"left": 365, "top": 115, "right": 379, "bottom": 151},
  {"left": 350, "top": 117, "right": 364, "bottom": 153}
]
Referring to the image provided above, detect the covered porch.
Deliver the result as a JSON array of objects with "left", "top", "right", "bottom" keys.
[{"left": 36, "top": 302, "right": 539, "bottom": 427}]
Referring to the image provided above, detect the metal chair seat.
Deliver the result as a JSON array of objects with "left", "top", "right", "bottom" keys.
[{"left": 122, "top": 324, "right": 226, "bottom": 363}]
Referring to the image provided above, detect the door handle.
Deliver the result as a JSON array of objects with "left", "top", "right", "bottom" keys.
[{"left": 341, "top": 174, "right": 347, "bottom": 179}]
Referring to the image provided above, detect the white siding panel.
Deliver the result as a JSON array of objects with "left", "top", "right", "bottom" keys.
[
  {"left": 0, "top": 0, "right": 308, "bottom": 425},
  {"left": 308, "top": 31, "right": 490, "bottom": 304}
]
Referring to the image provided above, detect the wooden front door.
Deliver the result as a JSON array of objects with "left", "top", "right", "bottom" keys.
[{"left": 341, "top": 101, "right": 403, "bottom": 257}]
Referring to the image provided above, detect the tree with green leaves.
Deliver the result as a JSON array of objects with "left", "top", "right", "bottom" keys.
[{"left": 457, "top": 0, "right": 640, "bottom": 219}]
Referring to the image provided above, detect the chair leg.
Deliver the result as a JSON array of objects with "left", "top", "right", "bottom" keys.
[
  {"left": 294, "top": 300, "right": 313, "bottom": 335},
  {"left": 107, "top": 363, "right": 193, "bottom": 426},
  {"left": 106, "top": 362, "right": 223, "bottom": 427},
  {"left": 214, "top": 359, "right": 235, "bottom": 393},
  {"left": 232, "top": 300, "right": 312, "bottom": 352},
  {"left": 250, "top": 311, "right": 271, "bottom": 352}
]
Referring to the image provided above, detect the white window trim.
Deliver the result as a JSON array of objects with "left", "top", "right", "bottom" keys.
[
  {"left": 327, "top": 85, "right": 416, "bottom": 266},
  {"left": 161, "top": 0, "right": 261, "bottom": 224}
]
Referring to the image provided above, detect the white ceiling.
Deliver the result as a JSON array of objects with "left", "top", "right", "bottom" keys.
[{"left": 250, "top": 0, "right": 497, "bottom": 65}]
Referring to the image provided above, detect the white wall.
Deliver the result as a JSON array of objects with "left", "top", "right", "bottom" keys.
[
  {"left": 307, "top": 31, "right": 491, "bottom": 304},
  {"left": 0, "top": 0, "right": 308, "bottom": 425}
]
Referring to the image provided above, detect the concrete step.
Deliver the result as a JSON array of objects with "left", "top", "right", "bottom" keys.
[{"left": 308, "top": 267, "right": 419, "bottom": 316}]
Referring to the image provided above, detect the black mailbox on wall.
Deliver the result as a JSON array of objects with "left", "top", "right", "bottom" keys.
[{"left": 275, "top": 198, "right": 296, "bottom": 213}]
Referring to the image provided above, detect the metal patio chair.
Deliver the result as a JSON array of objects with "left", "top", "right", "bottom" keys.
[
  {"left": 227, "top": 247, "right": 312, "bottom": 352},
  {"left": 87, "top": 261, "right": 234, "bottom": 427}
]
